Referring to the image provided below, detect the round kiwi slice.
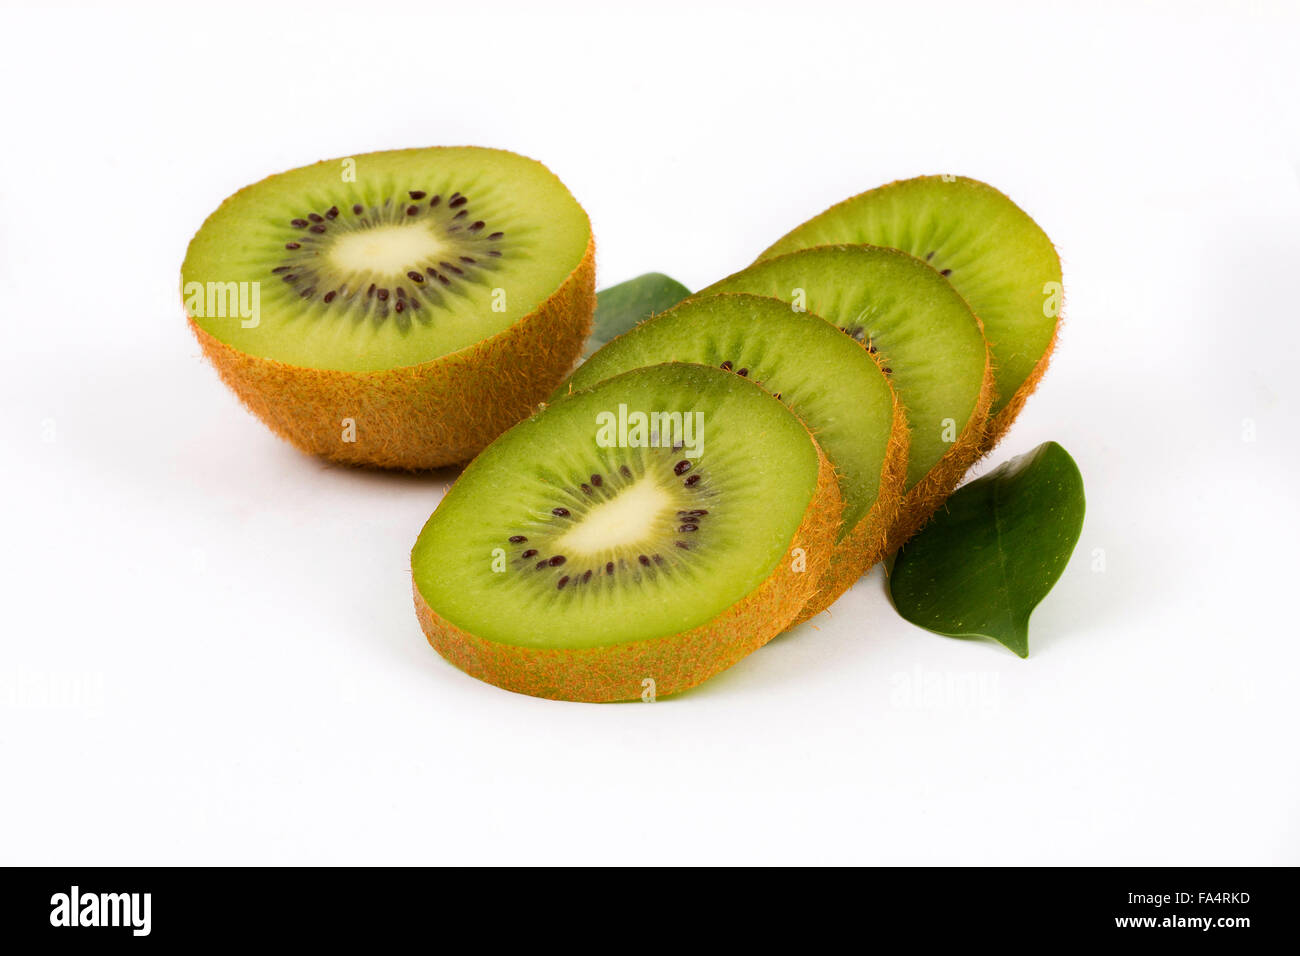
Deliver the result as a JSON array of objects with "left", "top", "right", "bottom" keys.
[
  {"left": 758, "top": 175, "right": 1061, "bottom": 446},
  {"left": 555, "top": 293, "right": 907, "bottom": 622},
  {"left": 411, "top": 362, "right": 841, "bottom": 702},
  {"left": 182, "top": 146, "right": 595, "bottom": 469},
  {"left": 698, "top": 245, "right": 993, "bottom": 549}
]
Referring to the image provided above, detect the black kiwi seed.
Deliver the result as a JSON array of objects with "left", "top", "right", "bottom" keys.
[
  {"left": 676, "top": 541, "right": 690, "bottom": 549},
  {"left": 429, "top": 195, "right": 440, "bottom": 207},
  {"left": 536, "top": 560, "right": 548, "bottom": 570},
  {"left": 522, "top": 549, "right": 537, "bottom": 558},
  {"left": 352, "top": 203, "right": 364, "bottom": 215},
  {"left": 285, "top": 242, "right": 300, "bottom": 250},
  {"left": 509, "top": 535, "right": 526, "bottom": 543},
  {"left": 556, "top": 576, "right": 569, "bottom": 590},
  {"left": 548, "top": 555, "right": 566, "bottom": 567},
  {"left": 940, "top": 268, "right": 952, "bottom": 277},
  {"left": 460, "top": 256, "right": 477, "bottom": 264},
  {"left": 720, "top": 360, "right": 733, "bottom": 371},
  {"left": 291, "top": 218, "right": 308, "bottom": 227},
  {"left": 679, "top": 524, "right": 698, "bottom": 532},
  {"left": 580, "top": 484, "right": 593, "bottom": 496},
  {"left": 690, "top": 509, "right": 709, "bottom": 516},
  {"left": 308, "top": 213, "right": 323, "bottom": 223},
  {"left": 407, "top": 271, "right": 424, "bottom": 283},
  {"left": 281, "top": 274, "right": 296, "bottom": 283},
  {"left": 673, "top": 461, "right": 691, "bottom": 475},
  {"left": 367, "top": 283, "right": 376, "bottom": 297},
  {"left": 684, "top": 475, "right": 701, "bottom": 487},
  {"left": 323, "top": 291, "right": 336, "bottom": 303},
  {"left": 394, "top": 301, "right": 405, "bottom": 313},
  {"left": 620, "top": 465, "right": 632, "bottom": 478},
  {"left": 396, "top": 287, "right": 407, "bottom": 299},
  {"left": 406, "top": 205, "right": 419, "bottom": 216},
  {"left": 590, "top": 473, "right": 602, "bottom": 487},
  {"left": 440, "top": 261, "right": 464, "bottom": 275},
  {"left": 552, "top": 507, "right": 570, "bottom": 517},
  {"left": 488, "top": 232, "right": 504, "bottom": 240},
  {"left": 468, "top": 221, "right": 485, "bottom": 232},
  {"left": 409, "top": 190, "right": 426, "bottom": 200},
  {"left": 326, "top": 206, "right": 339, "bottom": 219},
  {"left": 884, "top": 367, "right": 893, "bottom": 374},
  {"left": 300, "top": 288, "right": 314, "bottom": 298},
  {"left": 738, "top": 368, "right": 749, "bottom": 377},
  {"left": 449, "top": 195, "right": 467, "bottom": 208},
  {"left": 638, "top": 555, "right": 650, "bottom": 566},
  {"left": 488, "top": 250, "right": 503, "bottom": 258},
  {"left": 453, "top": 210, "right": 468, "bottom": 220},
  {"left": 377, "top": 289, "right": 389, "bottom": 301},
  {"left": 926, "top": 251, "right": 935, "bottom": 261},
  {"left": 272, "top": 266, "right": 290, "bottom": 273},
  {"left": 605, "top": 561, "right": 614, "bottom": 574},
  {"left": 310, "top": 224, "right": 326, "bottom": 234},
  {"left": 582, "top": 570, "right": 592, "bottom": 583}
]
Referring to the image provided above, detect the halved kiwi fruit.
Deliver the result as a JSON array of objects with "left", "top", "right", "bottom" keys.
[
  {"left": 412, "top": 362, "right": 841, "bottom": 701},
  {"left": 698, "top": 245, "right": 993, "bottom": 549},
  {"left": 758, "top": 175, "right": 1061, "bottom": 446},
  {"left": 182, "top": 146, "right": 595, "bottom": 469},
  {"left": 555, "top": 293, "right": 907, "bottom": 622}
]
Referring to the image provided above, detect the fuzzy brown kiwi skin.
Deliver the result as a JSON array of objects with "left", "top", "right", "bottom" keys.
[
  {"left": 792, "top": 376, "right": 909, "bottom": 625},
  {"left": 189, "top": 237, "right": 595, "bottom": 470},
  {"left": 413, "top": 446, "right": 842, "bottom": 703}
]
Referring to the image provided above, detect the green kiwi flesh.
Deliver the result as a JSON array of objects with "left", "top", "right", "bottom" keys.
[
  {"left": 759, "top": 175, "right": 1062, "bottom": 425},
  {"left": 558, "top": 293, "right": 896, "bottom": 542},
  {"left": 699, "top": 245, "right": 989, "bottom": 492},
  {"left": 182, "top": 146, "right": 591, "bottom": 372},
  {"left": 413, "top": 363, "right": 823, "bottom": 651}
]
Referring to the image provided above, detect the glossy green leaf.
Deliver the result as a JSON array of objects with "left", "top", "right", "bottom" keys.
[
  {"left": 583, "top": 273, "right": 691, "bottom": 357},
  {"left": 889, "top": 441, "right": 1085, "bottom": 657}
]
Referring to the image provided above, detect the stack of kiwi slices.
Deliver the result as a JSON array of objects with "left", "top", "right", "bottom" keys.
[
  {"left": 182, "top": 147, "right": 595, "bottom": 468},
  {"left": 186, "top": 155, "right": 1060, "bottom": 701},
  {"left": 410, "top": 174, "right": 1060, "bottom": 701}
]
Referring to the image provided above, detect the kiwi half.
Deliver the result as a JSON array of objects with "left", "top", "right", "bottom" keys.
[
  {"left": 759, "top": 176, "right": 1061, "bottom": 446},
  {"left": 182, "top": 146, "right": 595, "bottom": 469},
  {"left": 698, "top": 245, "right": 993, "bottom": 549},
  {"left": 412, "top": 362, "right": 841, "bottom": 702},
  {"left": 556, "top": 293, "right": 907, "bottom": 622}
]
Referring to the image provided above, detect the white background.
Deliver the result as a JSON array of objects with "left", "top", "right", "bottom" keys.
[{"left": 2, "top": 0, "right": 1297, "bottom": 865}]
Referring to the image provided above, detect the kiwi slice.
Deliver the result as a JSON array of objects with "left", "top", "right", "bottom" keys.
[
  {"left": 698, "top": 245, "right": 992, "bottom": 548},
  {"left": 759, "top": 176, "right": 1061, "bottom": 445},
  {"left": 556, "top": 293, "right": 907, "bottom": 622},
  {"left": 182, "top": 146, "right": 595, "bottom": 469},
  {"left": 412, "top": 362, "right": 841, "bottom": 701}
]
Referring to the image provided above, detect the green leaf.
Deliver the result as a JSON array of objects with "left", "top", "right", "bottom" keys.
[
  {"left": 583, "top": 273, "right": 691, "bottom": 357},
  {"left": 889, "top": 441, "right": 1085, "bottom": 658}
]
